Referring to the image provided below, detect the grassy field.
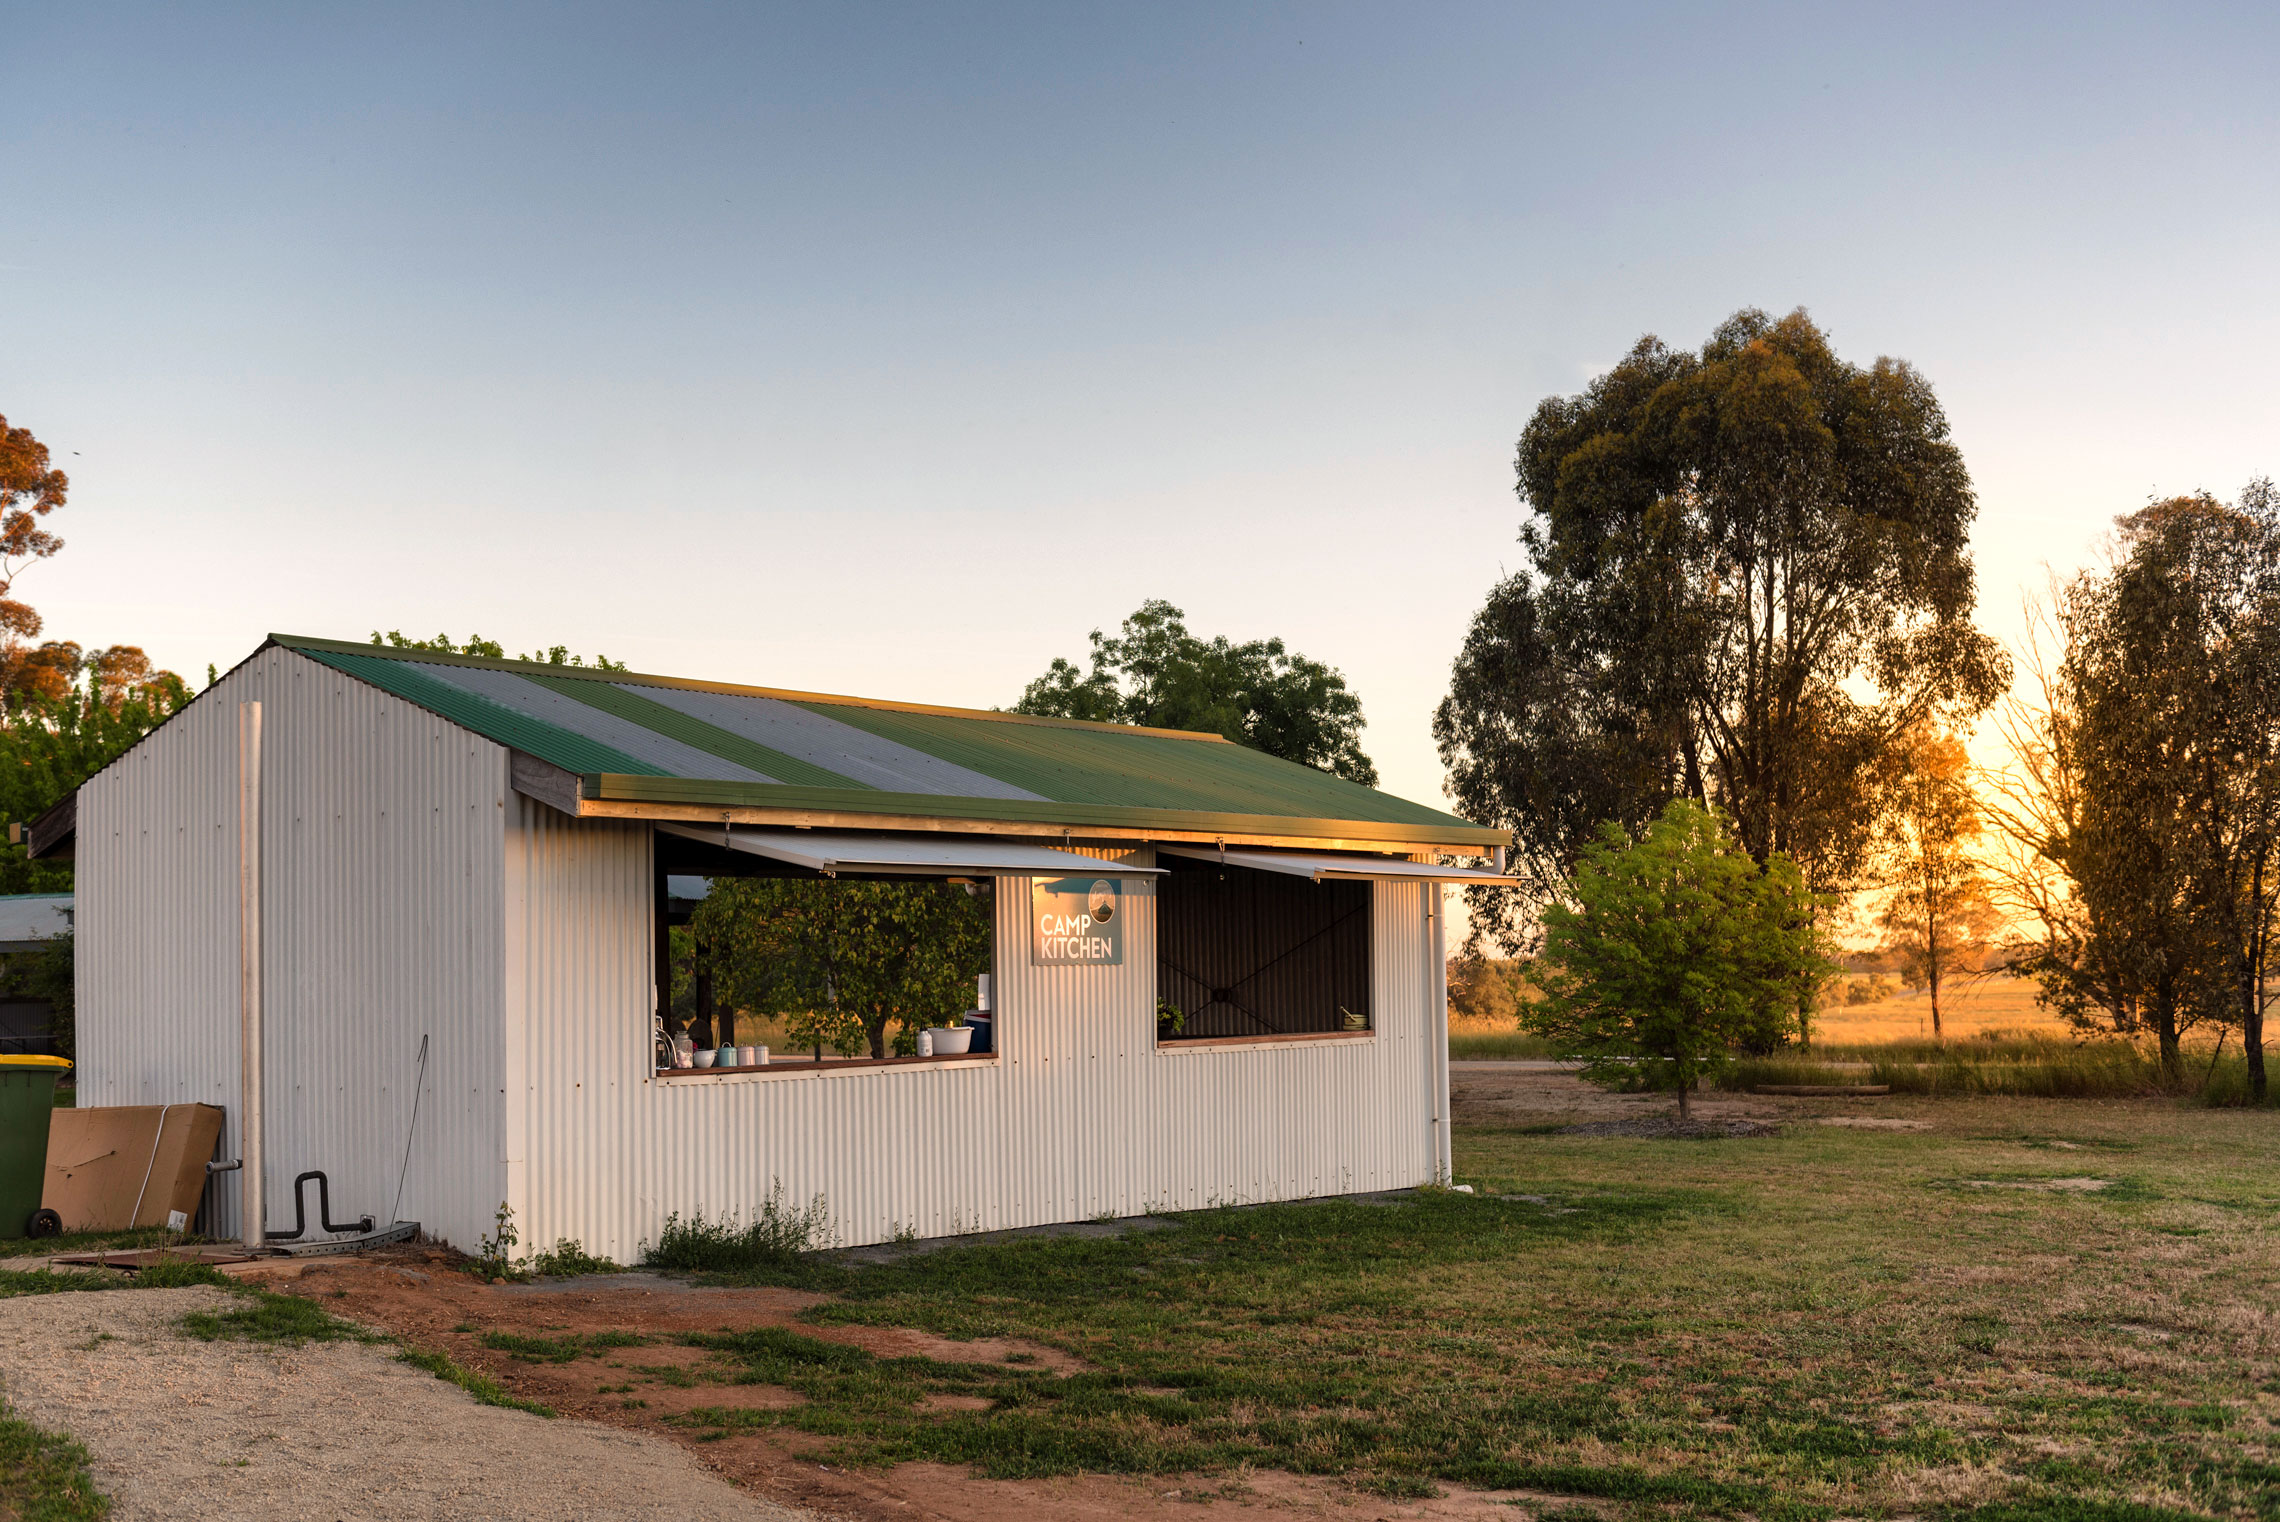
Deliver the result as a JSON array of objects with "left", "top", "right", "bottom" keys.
[
  {"left": 659, "top": 1095, "right": 2277, "bottom": 1520},
  {"left": 1451, "top": 974, "right": 2079, "bottom": 1060},
  {"left": 1812, "top": 975, "right": 2073, "bottom": 1045}
]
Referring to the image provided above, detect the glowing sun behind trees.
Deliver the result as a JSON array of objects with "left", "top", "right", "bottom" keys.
[{"left": 1525, "top": 800, "right": 1834, "bottom": 1120}]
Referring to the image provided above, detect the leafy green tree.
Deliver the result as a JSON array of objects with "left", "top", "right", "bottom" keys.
[
  {"left": 1526, "top": 800, "right": 1832, "bottom": 1119},
  {"left": 690, "top": 878, "right": 990, "bottom": 1059},
  {"left": 1437, "top": 309, "right": 2008, "bottom": 952},
  {"left": 0, "top": 656, "right": 191, "bottom": 893},
  {"left": 1015, "top": 599, "right": 1377, "bottom": 784},
  {"left": 1992, "top": 484, "right": 2280, "bottom": 1092},
  {"left": 370, "top": 630, "right": 627, "bottom": 670}
]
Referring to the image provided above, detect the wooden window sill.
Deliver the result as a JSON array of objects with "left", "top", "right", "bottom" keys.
[
  {"left": 1156, "top": 1030, "right": 1375, "bottom": 1052},
  {"left": 654, "top": 1053, "right": 999, "bottom": 1081}
]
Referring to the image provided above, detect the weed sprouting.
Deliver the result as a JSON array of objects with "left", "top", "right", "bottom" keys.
[
  {"left": 472, "top": 1202, "right": 524, "bottom": 1282},
  {"left": 644, "top": 1185, "right": 834, "bottom": 1273},
  {"left": 524, "top": 1238, "right": 620, "bottom": 1277}
]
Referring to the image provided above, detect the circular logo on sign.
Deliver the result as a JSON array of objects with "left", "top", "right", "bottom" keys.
[{"left": 1087, "top": 880, "right": 1116, "bottom": 924}]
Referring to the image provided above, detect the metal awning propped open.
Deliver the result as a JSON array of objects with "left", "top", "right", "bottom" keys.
[
  {"left": 657, "top": 825, "right": 1165, "bottom": 878},
  {"left": 1157, "top": 845, "right": 1512, "bottom": 885}
]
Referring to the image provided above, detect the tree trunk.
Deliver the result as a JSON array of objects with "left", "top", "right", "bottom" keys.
[
  {"left": 1676, "top": 1080, "right": 1691, "bottom": 1121},
  {"left": 691, "top": 956, "right": 716, "bottom": 1052},
  {"left": 2249, "top": 874, "right": 2269, "bottom": 1104},
  {"left": 2248, "top": 976, "right": 2268, "bottom": 1103},
  {"left": 2154, "top": 980, "right": 2182, "bottom": 1088},
  {"left": 1928, "top": 961, "right": 1942, "bottom": 1039}
]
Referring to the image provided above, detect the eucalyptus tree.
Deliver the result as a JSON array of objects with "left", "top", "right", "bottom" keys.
[
  {"left": 2000, "top": 486, "right": 2280, "bottom": 1092},
  {"left": 1437, "top": 309, "right": 2008, "bottom": 950}
]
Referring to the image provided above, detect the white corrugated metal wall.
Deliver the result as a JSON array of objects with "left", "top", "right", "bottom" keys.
[
  {"left": 507, "top": 806, "right": 1444, "bottom": 1260},
  {"left": 78, "top": 647, "right": 509, "bottom": 1243}
]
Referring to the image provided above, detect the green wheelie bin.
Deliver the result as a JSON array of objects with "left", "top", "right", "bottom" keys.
[{"left": 0, "top": 1056, "right": 70, "bottom": 1239}]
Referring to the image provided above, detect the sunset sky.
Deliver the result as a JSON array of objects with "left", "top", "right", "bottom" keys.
[{"left": 6, "top": 3, "right": 2277, "bottom": 817}]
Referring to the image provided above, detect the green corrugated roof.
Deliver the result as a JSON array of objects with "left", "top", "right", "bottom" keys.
[{"left": 271, "top": 634, "right": 1502, "bottom": 847}]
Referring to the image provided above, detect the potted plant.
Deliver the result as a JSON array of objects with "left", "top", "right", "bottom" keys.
[{"left": 1156, "top": 997, "right": 1187, "bottom": 1040}]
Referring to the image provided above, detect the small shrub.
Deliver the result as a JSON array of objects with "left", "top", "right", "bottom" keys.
[
  {"left": 645, "top": 1185, "right": 833, "bottom": 1273},
  {"left": 525, "top": 1238, "right": 619, "bottom": 1277}
]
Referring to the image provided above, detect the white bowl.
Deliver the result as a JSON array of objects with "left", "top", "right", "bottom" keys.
[
  {"left": 692, "top": 1049, "right": 716, "bottom": 1068},
  {"left": 928, "top": 1026, "right": 974, "bottom": 1055}
]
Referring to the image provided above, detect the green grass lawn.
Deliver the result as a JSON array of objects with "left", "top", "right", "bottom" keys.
[{"left": 668, "top": 1098, "right": 2276, "bottom": 1520}]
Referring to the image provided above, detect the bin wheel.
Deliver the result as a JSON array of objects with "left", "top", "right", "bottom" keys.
[{"left": 25, "top": 1209, "right": 60, "bottom": 1239}]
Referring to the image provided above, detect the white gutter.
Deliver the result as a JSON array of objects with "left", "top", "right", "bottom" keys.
[
  {"left": 239, "top": 701, "right": 263, "bottom": 1251},
  {"left": 1429, "top": 884, "right": 1451, "bottom": 1183},
  {"left": 1413, "top": 874, "right": 1450, "bottom": 1184}
]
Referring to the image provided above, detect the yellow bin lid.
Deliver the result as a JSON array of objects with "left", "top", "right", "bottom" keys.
[{"left": 0, "top": 1056, "right": 71, "bottom": 1069}]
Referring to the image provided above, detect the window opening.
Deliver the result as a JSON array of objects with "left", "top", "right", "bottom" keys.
[
  {"left": 654, "top": 836, "right": 994, "bottom": 1074},
  {"left": 1155, "top": 856, "right": 1371, "bottom": 1040}
]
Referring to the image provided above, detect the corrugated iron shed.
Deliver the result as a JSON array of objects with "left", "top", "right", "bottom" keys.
[{"left": 261, "top": 635, "right": 1502, "bottom": 850}]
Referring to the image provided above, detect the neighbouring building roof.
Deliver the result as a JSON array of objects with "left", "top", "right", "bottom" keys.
[
  {"left": 271, "top": 635, "right": 1502, "bottom": 850},
  {"left": 0, "top": 894, "right": 71, "bottom": 953}
]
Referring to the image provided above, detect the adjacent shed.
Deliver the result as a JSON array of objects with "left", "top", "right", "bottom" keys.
[{"left": 33, "top": 635, "right": 1507, "bottom": 1257}]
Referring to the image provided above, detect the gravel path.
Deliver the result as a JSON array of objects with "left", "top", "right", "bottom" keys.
[{"left": 0, "top": 1287, "right": 812, "bottom": 1522}]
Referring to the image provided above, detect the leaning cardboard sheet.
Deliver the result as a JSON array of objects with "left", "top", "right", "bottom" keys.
[{"left": 43, "top": 1105, "right": 224, "bottom": 1232}]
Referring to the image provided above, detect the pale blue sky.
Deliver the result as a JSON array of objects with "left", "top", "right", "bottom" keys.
[{"left": 4, "top": 3, "right": 2277, "bottom": 814}]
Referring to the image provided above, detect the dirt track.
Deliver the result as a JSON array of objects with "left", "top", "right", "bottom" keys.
[
  {"left": 0, "top": 1285, "right": 806, "bottom": 1521},
  {"left": 249, "top": 1256, "right": 1561, "bottom": 1521}
]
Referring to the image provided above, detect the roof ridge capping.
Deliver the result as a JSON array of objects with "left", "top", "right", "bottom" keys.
[{"left": 266, "top": 634, "right": 1236, "bottom": 744}]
